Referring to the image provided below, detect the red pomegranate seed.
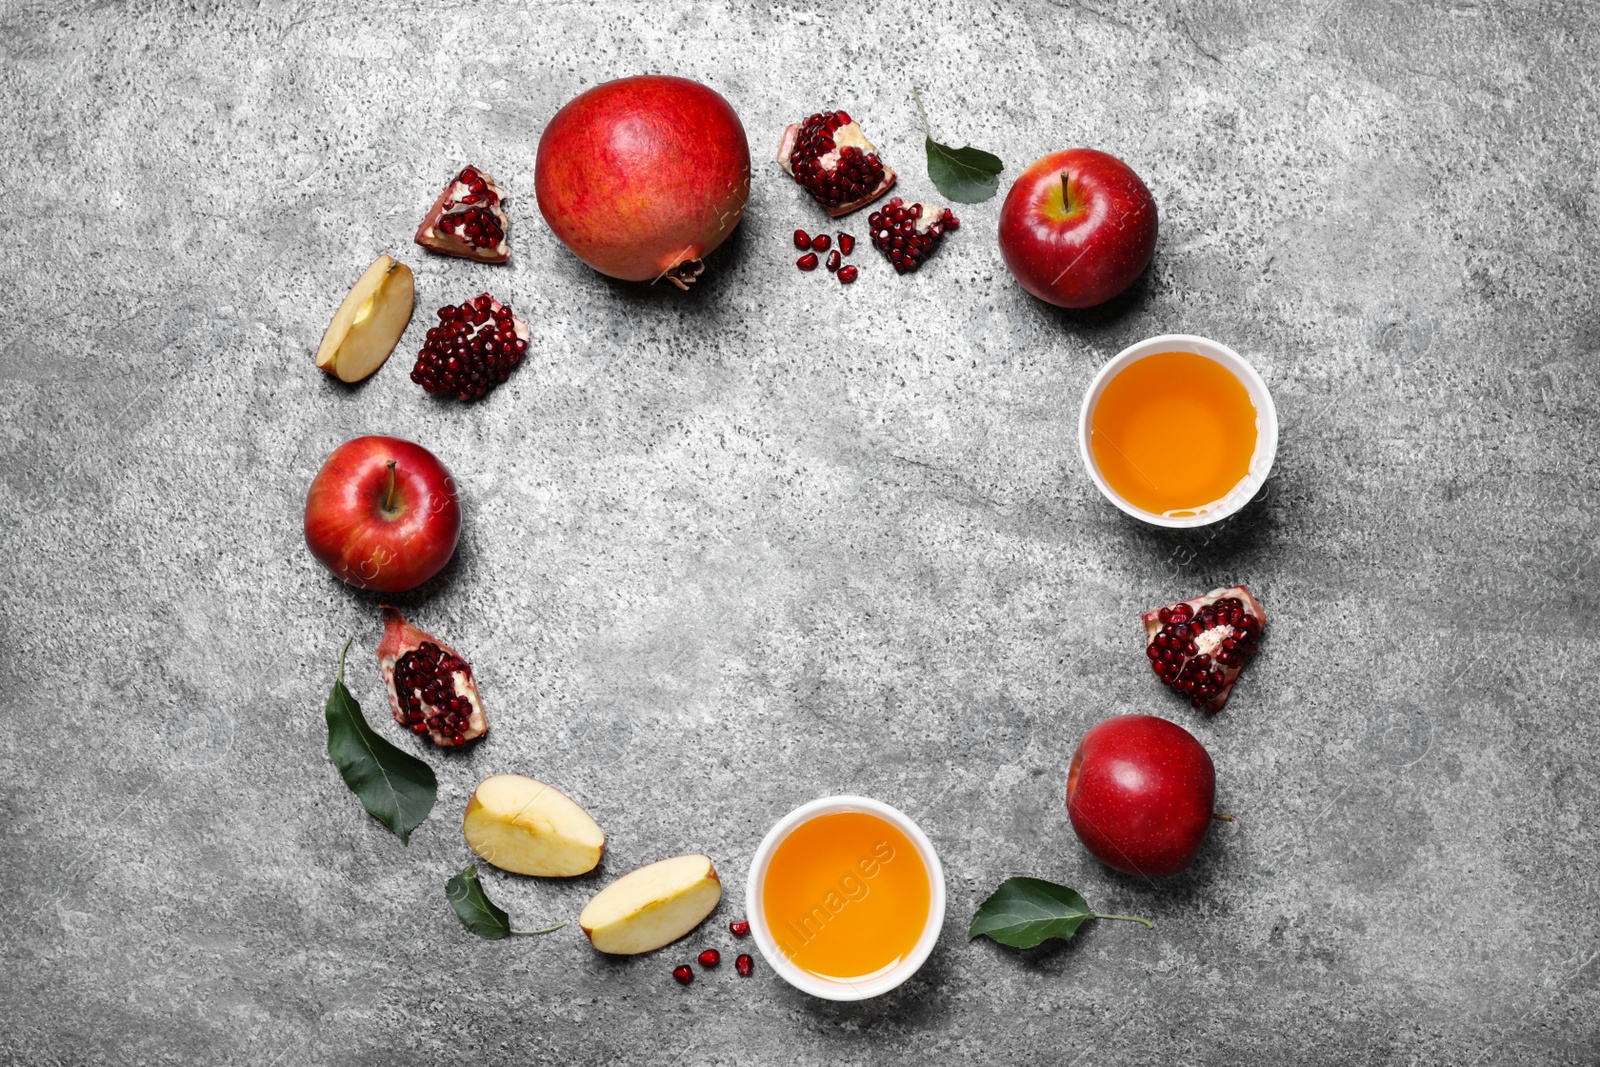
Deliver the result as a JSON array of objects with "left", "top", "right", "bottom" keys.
[
  {"left": 793, "top": 228, "right": 810, "bottom": 250},
  {"left": 735, "top": 953, "right": 754, "bottom": 977},
  {"left": 729, "top": 920, "right": 750, "bottom": 938},
  {"left": 838, "top": 233, "right": 855, "bottom": 255},
  {"left": 672, "top": 965, "right": 693, "bottom": 986},
  {"left": 797, "top": 252, "right": 819, "bottom": 271},
  {"left": 837, "top": 265, "right": 858, "bottom": 284},
  {"left": 826, "top": 250, "right": 841, "bottom": 272},
  {"left": 698, "top": 948, "right": 721, "bottom": 968},
  {"left": 810, "top": 233, "right": 831, "bottom": 253}
]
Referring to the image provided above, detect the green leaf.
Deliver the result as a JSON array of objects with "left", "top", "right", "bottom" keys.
[
  {"left": 325, "top": 638, "right": 437, "bottom": 844},
  {"left": 969, "top": 877, "right": 1153, "bottom": 949},
  {"left": 915, "top": 87, "right": 1004, "bottom": 204},
  {"left": 446, "top": 864, "right": 566, "bottom": 940}
]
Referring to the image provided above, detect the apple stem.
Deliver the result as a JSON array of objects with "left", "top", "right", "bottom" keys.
[
  {"left": 1094, "top": 913, "right": 1155, "bottom": 930},
  {"left": 1212, "top": 813, "right": 1236, "bottom": 822},
  {"left": 1060, "top": 171, "right": 1074, "bottom": 214},
  {"left": 510, "top": 923, "right": 567, "bottom": 936},
  {"left": 382, "top": 460, "right": 398, "bottom": 514}
]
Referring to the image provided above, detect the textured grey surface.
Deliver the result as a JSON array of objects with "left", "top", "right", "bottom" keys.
[{"left": 2, "top": 0, "right": 1598, "bottom": 1063}]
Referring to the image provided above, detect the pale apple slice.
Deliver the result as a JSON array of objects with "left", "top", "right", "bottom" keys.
[
  {"left": 579, "top": 854, "right": 722, "bottom": 954},
  {"left": 314, "top": 254, "right": 415, "bottom": 383},
  {"left": 462, "top": 774, "right": 605, "bottom": 877}
]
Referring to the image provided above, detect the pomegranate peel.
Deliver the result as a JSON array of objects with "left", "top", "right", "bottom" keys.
[
  {"left": 1142, "top": 585, "right": 1265, "bottom": 711},
  {"left": 415, "top": 166, "right": 511, "bottom": 264},
  {"left": 777, "top": 110, "right": 896, "bottom": 217},
  {"left": 377, "top": 606, "right": 488, "bottom": 746}
]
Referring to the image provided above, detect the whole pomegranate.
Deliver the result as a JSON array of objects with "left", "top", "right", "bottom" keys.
[{"left": 536, "top": 75, "right": 750, "bottom": 289}]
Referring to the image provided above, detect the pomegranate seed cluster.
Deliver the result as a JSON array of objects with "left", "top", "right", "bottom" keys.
[
  {"left": 790, "top": 111, "right": 888, "bottom": 211},
  {"left": 869, "top": 198, "right": 960, "bottom": 274},
  {"left": 412, "top": 293, "right": 527, "bottom": 402},
  {"left": 672, "top": 929, "right": 753, "bottom": 987},
  {"left": 393, "top": 641, "right": 476, "bottom": 744},
  {"left": 435, "top": 167, "right": 506, "bottom": 253},
  {"left": 792, "top": 228, "right": 858, "bottom": 283},
  {"left": 1147, "top": 597, "right": 1261, "bottom": 707}
]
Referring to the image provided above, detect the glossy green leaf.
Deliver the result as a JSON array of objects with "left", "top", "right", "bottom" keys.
[
  {"left": 969, "top": 877, "right": 1152, "bottom": 949},
  {"left": 446, "top": 864, "right": 566, "bottom": 940},
  {"left": 325, "top": 638, "right": 436, "bottom": 844},
  {"left": 915, "top": 87, "right": 1004, "bottom": 204}
]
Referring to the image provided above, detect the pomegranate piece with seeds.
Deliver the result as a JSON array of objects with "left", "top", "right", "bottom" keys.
[
  {"left": 672, "top": 964, "right": 693, "bottom": 986},
  {"left": 414, "top": 166, "right": 511, "bottom": 264},
  {"left": 377, "top": 606, "right": 488, "bottom": 747},
  {"left": 411, "top": 293, "right": 530, "bottom": 403},
  {"left": 777, "top": 110, "right": 897, "bottom": 217},
  {"left": 1142, "top": 585, "right": 1266, "bottom": 712},
  {"left": 735, "top": 953, "right": 754, "bottom": 977},
  {"left": 868, "top": 198, "right": 960, "bottom": 274}
]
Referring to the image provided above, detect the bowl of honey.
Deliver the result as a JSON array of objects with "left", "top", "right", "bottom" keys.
[
  {"left": 745, "top": 795, "right": 945, "bottom": 1001},
  {"left": 1078, "top": 334, "right": 1278, "bottom": 528}
]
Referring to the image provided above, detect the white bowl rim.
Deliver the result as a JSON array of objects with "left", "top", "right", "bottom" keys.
[
  {"left": 744, "top": 795, "right": 946, "bottom": 1002},
  {"left": 1077, "top": 333, "right": 1279, "bottom": 529}
]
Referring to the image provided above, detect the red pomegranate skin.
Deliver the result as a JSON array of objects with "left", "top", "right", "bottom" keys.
[
  {"left": 1066, "top": 714, "right": 1215, "bottom": 878},
  {"left": 303, "top": 435, "right": 461, "bottom": 593},
  {"left": 535, "top": 75, "right": 750, "bottom": 283}
]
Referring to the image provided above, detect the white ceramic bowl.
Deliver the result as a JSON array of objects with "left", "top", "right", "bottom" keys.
[
  {"left": 1078, "top": 333, "right": 1278, "bottom": 529},
  {"left": 744, "top": 795, "right": 945, "bottom": 1001}
]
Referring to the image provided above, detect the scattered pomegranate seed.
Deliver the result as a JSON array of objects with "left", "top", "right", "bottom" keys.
[
  {"left": 838, "top": 233, "right": 855, "bottom": 255},
  {"left": 797, "top": 252, "right": 819, "bottom": 271},
  {"left": 672, "top": 965, "right": 693, "bottom": 986},
  {"left": 810, "top": 233, "right": 831, "bottom": 253},
  {"left": 729, "top": 920, "right": 751, "bottom": 938},
  {"left": 826, "top": 250, "right": 841, "bottom": 272},
  {"left": 837, "top": 265, "right": 858, "bottom": 284},
  {"left": 793, "top": 228, "right": 810, "bottom": 250},
  {"left": 698, "top": 948, "right": 721, "bottom": 968},
  {"left": 735, "top": 953, "right": 754, "bottom": 977}
]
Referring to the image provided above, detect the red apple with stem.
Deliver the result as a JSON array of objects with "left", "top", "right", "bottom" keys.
[
  {"left": 998, "top": 148, "right": 1158, "bottom": 309},
  {"left": 304, "top": 436, "right": 461, "bottom": 593},
  {"left": 1066, "top": 714, "right": 1224, "bottom": 878}
]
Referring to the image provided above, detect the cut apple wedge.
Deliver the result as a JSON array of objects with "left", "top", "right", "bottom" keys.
[
  {"left": 579, "top": 854, "right": 722, "bottom": 954},
  {"left": 314, "top": 254, "right": 415, "bottom": 383},
  {"left": 463, "top": 774, "right": 604, "bottom": 877}
]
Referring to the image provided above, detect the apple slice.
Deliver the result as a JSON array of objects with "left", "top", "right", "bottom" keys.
[
  {"left": 579, "top": 854, "right": 722, "bottom": 954},
  {"left": 462, "top": 774, "right": 605, "bottom": 877},
  {"left": 314, "top": 254, "right": 415, "bottom": 383}
]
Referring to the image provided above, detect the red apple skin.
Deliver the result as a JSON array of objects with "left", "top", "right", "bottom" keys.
[
  {"left": 998, "top": 149, "right": 1158, "bottom": 309},
  {"left": 303, "top": 436, "right": 461, "bottom": 593},
  {"left": 535, "top": 75, "right": 750, "bottom": 282},
  {"left": 1066, "top": 714, "right": 1215, "bottom": 878}
]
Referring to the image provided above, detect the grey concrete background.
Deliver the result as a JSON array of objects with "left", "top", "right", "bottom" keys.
[{"left": 1, "top": 0, "right": 1597, "bottom": 1063}]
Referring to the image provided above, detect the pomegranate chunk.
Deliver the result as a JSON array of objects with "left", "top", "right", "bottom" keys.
[
  {"left": 1142, "top": 585, "right": 1265, "bottom": 711},
  {"left": 377, "top": 607, "right": 488, "bottom": 746},
  {"left": 414, "top": 166, "right": 511, "bottom": 264},
  {"left": 776, "top": 110, "right": 896, "bottom": 217},
  {"left": 411, "top": 293, "right": 530, "bottom": 402},
  {"left": 869, "top": 199, "right": 959, "bottom": 275}
]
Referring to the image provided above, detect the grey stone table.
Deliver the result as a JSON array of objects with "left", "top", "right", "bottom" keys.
[{"left": 2, "top": 2, "right": 1596, "bottom": 1064}]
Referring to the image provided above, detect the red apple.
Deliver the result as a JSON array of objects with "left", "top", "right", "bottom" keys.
[
  {"left": 998, "top": 148, "right": 1158, "bottom": 309},
  {"left": 304, "top": 436, "right": 461, "bottom": 593},
  {"left": 535, "top": 75, "right": 750, "bottom": 290},
  {"left": 1065, "top": 714, "right": 1215, "bottom": 878}
]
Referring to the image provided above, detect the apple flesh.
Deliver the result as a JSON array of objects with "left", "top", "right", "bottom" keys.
[
  {"left": 462, "top": 775, "right": 605, "bottom": 877},
  {"left": 314, "top": 254, "right": 415, "bottom": 382},
  {"left": 1066, "top": 714, "right": 1215, "bottom": 878},
  {"left": 998, "top": 149, "right": 1158, "bottom": 309},
  {"left": 303, "top": 435, "right": 461, "bottom": 593},
  {"left": 579, "top": 854, "right": 722, "bottom": 954}
]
